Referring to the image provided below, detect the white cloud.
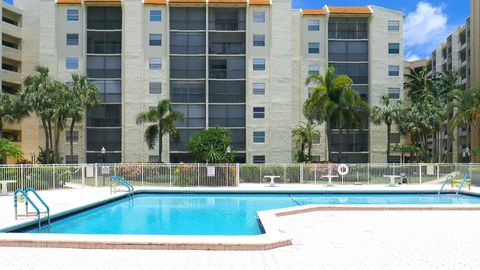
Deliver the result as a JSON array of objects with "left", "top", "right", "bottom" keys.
[
  {"left": 405, "top": 53, "right": 422, "bottom": 61},
  {"left": 404, "top": 2, "right": 451, "bottom": 57}
]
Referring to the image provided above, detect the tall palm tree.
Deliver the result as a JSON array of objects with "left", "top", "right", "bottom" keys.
[
  {"left": 0, "top": 92, "right": 26, "bottom": 139},
  {"left": 21, "top": 66, "right": 57, "bottom": 163},
  {"left": 404, "top": 66, "right": 434, "bottom": 101},
  {"left": 66, "top": 74, "right": 99, "bottom": 160},
  {"left": 304, "top": 66, "right": 368, "bottom": 162},
  {"left": 136, "top": 99, "right": 185, "bottom": 162},
  {"left": 371, "top": 95, "right": 397, "bottom": 162},
  {"left": 292, "top": 121, "right": 320, "bottom": 162}
]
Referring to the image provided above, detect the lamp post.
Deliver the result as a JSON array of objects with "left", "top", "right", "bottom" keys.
[
  {"left": 303, "top": 148, "right": 309, "bottom": 162},
  {"left": 101, "top": 147, "right": 106, "bottom": 186},
  {"left": 29, "top": 151, "right": 36, "bottom": 164},
  {"left": 462, "top": 147, "right": 471, "bottom": 163},
  {"left": 226, "top": 146, "right": 231, "bottom": 154}
]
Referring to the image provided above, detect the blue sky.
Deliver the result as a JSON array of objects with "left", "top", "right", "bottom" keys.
[
  {"left": 4, "top": 0, "right": 469, "bottom": 60},
  {"left": 293, "top": 0, "right": 470, "bottom": 60}
]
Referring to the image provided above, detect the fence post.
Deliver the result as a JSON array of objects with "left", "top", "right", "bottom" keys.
[
  {"left": 20, "top": 164, "right": 24, "bottom": 189},
  {"left": 437, "top": 164, "right": 440, "bottom": 180},
  {"left": 236, "top": 163, "right": 240, "bottom": 186},
  {"left": 300, "top": 163, "right": 304, "bottom": 184},
  {"left": 52, "top": 165, "right": 56, "bottom": 190},
  {"left": 141, "top": 163, "right": 144, "bottom": 187},
  {"left": 197, "top": 163, "right": 200, "bottom": 187},
  {"left": 419, "top": 164, "right": 422, "bottom": 184},
  {"left": 94, "top": 164, "right": 98, "bottom": 187},
  {"left": 367, "top": 163, "right": 370, "bottom": 184},
  {"left": 81, "top": 164, "right": 85, "bottom": 188},
  {"left": 169, "top": 164, "right": 172, "bottom": 186}
]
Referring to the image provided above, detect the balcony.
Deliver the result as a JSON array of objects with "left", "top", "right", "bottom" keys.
[
  {"left": 209, "top": 69, "right": 245, "bottom": 80},
  {"left": 209, "top": 43, "right": 245, "bottom": 55},
  {"left": 2, "top": 69, "right": 22, "bottom": 84},
  {"left": 209, "top": 20, "right": 245, "bottom": 31},
  {"left": 2, "top": 21, "right": 21, "bottom": 39},
  {"left": 208, "top": 8, "right": 246, "bottom": 31},
  {"left": 2, "top": 45, "right": 21, "bottom": 61}
]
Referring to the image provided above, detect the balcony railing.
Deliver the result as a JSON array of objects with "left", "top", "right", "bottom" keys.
[
  {"left": 209, "top": 20, "right": 245, "bottom": 31},
  {"left": 87, "top": 44, "right": 122, "bottom": 54},
  {"left": 209, "top": 69, "right": 245, "bottom": 79},
  {"left": 209, "top": 44, "right": 245, "bottom": 54}
]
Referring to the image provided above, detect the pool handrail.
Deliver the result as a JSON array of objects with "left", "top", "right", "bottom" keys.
[
  {"left": 109, "top": 176, "right": 134, "bottom": 194},
  {"left": 25, "top": 188, "right": 50, "bottom": 226},
  {"left": 14, "top": 188, "right": 50, "bottom": 230},
  {"left": 456, "top": 174, "right": 470, "bottom": 195},
  {"left": 438, "top": 174, "right": 453, "bottom": 195}
]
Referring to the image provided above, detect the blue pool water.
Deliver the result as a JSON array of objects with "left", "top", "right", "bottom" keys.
[{"left": 25, "top": 193, "right": 480, "bottom": 235}]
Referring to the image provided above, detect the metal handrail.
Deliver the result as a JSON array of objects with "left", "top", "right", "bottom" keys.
[
  {"left": 456, "top": 175, "right": 470, "bottom": 195},
  {"left": 25, "top": 188, "right": 50, "bottom": 226},
  {"left": 438, "top": 174, "right": 453, "bottom": 195},
  {"left": 109, "top": 175, "right": 134, "bottom": 194},
  {"left": 14, "top": 189, "right": 50, "bottom": 230}
]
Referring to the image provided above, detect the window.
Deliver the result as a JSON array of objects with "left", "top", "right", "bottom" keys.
[
  {"left": 308, "top": 87, "right": 314, "bottom": 98},
  {"left": 66, "top": 131, "right": 79, "bottom": 142},
  {"left": 149, "top": 58, "right": 162, "bottom": 70},
  {"left": 308, "top": 20, "right": 320, "bottom": 31},
  {"left": 66, "top": 57, "right": 79, "bottom": 70},
  {"left": 390, "top": 133, "right": 401, "bottom": 144},
  {"left": 388, "top": 65, "right": 400, "bottom": 76},
  {"left": 253, "top": 155, "right": 265, "bottom": 164},
  {"left": 388, "top": 88, "right": 400, "bottom": 99},
  {"left": 388, "top": 43, "right": 400, "bottom": 54},
  {"left": 253, "top": 11, "right": 265, "bottom": 23},
  {"left": 149, "top": 34, "right": 162, "bottom": 46},
  {"left": 308, "top": 42, "right": 320, "bottom": 54},
  {"left": 150, "top": 10, "right": 162, "bottom": 22},
  {"left": 253, "top": 83, "right": 265, "bottom": 95},
  {"left": 149, "top": 82, "right": 162, "bottom": 94},
  {"left": 253, "top": 34, "right": 265, "bottom": 47},
  {"left": 253, "top": 58, "right": 265, "bottom": 71},
  {"left": 65, "top": 155, "right": 79, "bottom": 164},
  {"left": 388, "top": 20, "right": 400, "bottom": 32},
  {"left": 67, "top": 9, "right": 79, "bottom": 21},
  {"left": 313, "top": 135, "right": 320, "bottom": 144},
  {"left": 149, "top": 155, "right": 160, "bottom": 162},
  {"left": 328, "top": 41, "right": 368, "bottom": 61},
  {"left": 253, "top": 107, "right": 265, "bottom": 119},
  {"left": 66, "top": 33, "right": 79, "bottom": 45},
  {"left": 308, "top": 65, "right": 320, "bottom": 75},
  {"left": 253, "top": 131, "right": 265, "bottom": 143}
]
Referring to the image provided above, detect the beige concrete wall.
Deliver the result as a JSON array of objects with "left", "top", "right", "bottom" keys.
[
  {"left": 368, "top": 6, "right": 404, "bottom": 163},
  {"left": 471, "top": 0, "right": 480, "bottom": 162}
]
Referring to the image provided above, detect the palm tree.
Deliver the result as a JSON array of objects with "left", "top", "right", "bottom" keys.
[
  {"left": 66, "top": 74, "right": 99, "bottom": 160},
  {"left": 187, "top": 127, "right": 234, "bottom": 163},
  {"left": 21, "top": 66, "right": 57, "bottom": 163},
  {"left": 404, "top": 66, "right": 434, "bottom": 101},
  {"left": 450, "top": 86, "right": 480, "bottom": 161},
  {"left": 0, "top": 92, "right": 26, "bottom": 139},
  {"left": 292, "top": 122, "right": 320, "bottom": 162},
  {"left": 304, "top": 66, "right": 368, "bottom": 162},
  {"left": 136, "top": 99, "right": 185, "bottom": 162},
  {"left": 371, "top": 95, "right": 398, "bottom": 162}
]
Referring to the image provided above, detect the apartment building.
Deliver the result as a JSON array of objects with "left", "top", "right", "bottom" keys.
[
  {"left": 0, "top": 2, "right": 40, "bottom": 163},
  {"left": 471, "top": 0, "right": 480, "bottom": 162},
  {"left": 6, "top": 0, "right": 403, "bottom": 164},
  {"left": 420, "top": 16, "right": 473, "bottom": 162}
]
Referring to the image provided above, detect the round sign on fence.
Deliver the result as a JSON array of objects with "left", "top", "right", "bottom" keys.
[
  {"left": 337, "top": 164, "right": 349, "bottom": 176},
  {"left": 17, "top": 193, "right": 26, "bottom": 203}
]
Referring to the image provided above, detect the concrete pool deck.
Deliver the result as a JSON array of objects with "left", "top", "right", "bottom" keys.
[{"left": 1, "top": 184, "right": 480, "bottom": 251}]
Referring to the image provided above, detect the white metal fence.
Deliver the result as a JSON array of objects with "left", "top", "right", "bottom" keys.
[{"left": 0, "top": 163, "right": 478, "bottom": 191}]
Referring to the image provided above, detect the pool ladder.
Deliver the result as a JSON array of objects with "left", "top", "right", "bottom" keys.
[
  {"left": 109, "top": 176, "right": 134, "bottom": 195},
  {"left": 14, "top": 188, "right": 50, "bottom": 230},
  {"left": 438, "top": 174, "right": 470, "bottom": 195}
]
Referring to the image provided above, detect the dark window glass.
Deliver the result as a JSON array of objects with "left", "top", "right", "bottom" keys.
[
  {"left": 209, "top": 32, "right": 245, "bottom": 54},
  {"left": 209, "top": 57, "right": 245, "bottom": 79},
  {"left": 86, "top": 128, "right": 121, "bottom": 151},
  {"left": 253, "top": 155, "right": 265, "bottom": 164},
  {"left": 330, "top": 132, "right": 369, "bottom": 153},
  {"left": 66, "top": 33, "right": 79, "bottom": 45},
  {"left": 328, "top": 18, "right": 368, "bottom": 39},
  {"left": 170, "top": 32, "right": 206, "bottom": 54},
  {"left": 170, "top": 129, "right": 201, "bottom": 151},
  {"left": 87, "top": 7, "right": 122, "bottom": 30},
  {"left": 87, "top": 104, "right": 121, "bottom": 127},
  {"left": 170, "top": 81, "right": 206, "bottom": 103},
  {"left": 208, "top": 105, "right": 246, "bottom": 127},
  {"left": 90, "top": 80, "right": 121, "bottom": 103},
  {"left": 67, "top": 9, "right": 79, "bottom": 21},
  {"left": 150, "top": 10, "right": 162, "bottom": 22},
  {"left": 149, "top": 34, "right": 162, "bottom": 46},
  {"left": 170, "top": 56, "right": 206, "bottom": 79},
  {"left": 170, "top": 7, "right": 206, "bottom": 30},
  {"left": 253, "top": 107, "right": 265, "bottom": 118},
  {"left": 328, "top": 41, "right": 368, "bottom": 61},
  {"left": 209, "top": 81, "right": 245, "bottom": 103},
  {"left": 87, "top": 56, "right": 121, "bottom": 78},
  {"left": 87, "top": 31, "right": 122, "bottom": 54},
  {"left": 388, "top": 43, "right": 400, "bottom": 54},
  {"left": 172, "top": 105, "right": 205, "bottom": 127},
  {"left": 209, "top": 8, "right": 246, "bottom": 30},
  {"left": 87, "top": 153, "right": 121, "bottom": 163},
  {"left": 329, "top": 63, "right": 368, "bottom": 84}
]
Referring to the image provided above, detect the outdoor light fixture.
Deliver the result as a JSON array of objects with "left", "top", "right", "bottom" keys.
[{"left": 226, "top": 146, "right": 231, "bottom": 153}]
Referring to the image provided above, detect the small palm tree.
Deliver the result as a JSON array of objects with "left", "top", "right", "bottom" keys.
[
  {"left": 136, "top": 99, "right": 185, "bottom": 163},
  {"left": 292, "top": 122, "right": 320, "bottom": 162},
  {"left": 66, "top": 74, "right": 99, "bottom": 160},
  {"left": 371, "top": 95, "right": 397, "bottom": 162},
  {"left": 0, "top": 92, "right": 27, "bottom": 139},
  {"left": 187, "top": 127, "right": 233, "bottom": 163}
]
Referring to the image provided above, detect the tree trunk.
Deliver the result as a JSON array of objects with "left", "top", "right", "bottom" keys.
[
  {"left": 325, "top": 121, "right": 331, "bottom": 162},
  {"left": 69, "top": 119, "right": 76, "bottom": 159},
  {"left": 339, "top": 116, "right": 343, "bottom": 163},
  {"left": 41, "top": 119, "right": 50, "bottom": 164},
  {"left": 0, "top": 120, "right": 3, "bottom": 139},
  {"left": 158, "top": 125, "right": 163, "bottom": 163},
  {"left": 47, "top": 120, "right": 53, "bottom": 163},
  {"left": 54, "top": 119, "right": 61, "bottom": 164},
  {"left": 307, "top": 143, "right": 312, "bottom": 161},
  {"left": 386, "top": 123, "right": 391, "bottom": 163}
]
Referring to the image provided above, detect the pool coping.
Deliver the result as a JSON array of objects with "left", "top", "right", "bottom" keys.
[{"left": 2, "top": 188, "right": 480, "bottom": 250}]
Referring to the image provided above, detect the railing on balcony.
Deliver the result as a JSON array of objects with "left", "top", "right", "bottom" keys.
[
  {"left": 209, "top": 68, "right": 245, "bottom": 79},
  {"left": 209, "top": 43, "right": 245, "bottom": 55},
  {"left": 209, "top": 20, "right": 245, "bottom": 31}
]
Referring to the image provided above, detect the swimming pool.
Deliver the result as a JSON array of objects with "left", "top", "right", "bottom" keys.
[{"left": 21, "top": 192, "right": 480, "bottom": 235}]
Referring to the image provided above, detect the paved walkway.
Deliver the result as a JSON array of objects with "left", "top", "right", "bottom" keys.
[{"left": 1, "top": 210, "right": 480, "bottom": 269}]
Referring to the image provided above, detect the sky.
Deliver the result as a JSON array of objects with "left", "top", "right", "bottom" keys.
[
  {"left": 293, "top": 0, "right": 471, "bottom": 60},
  {"left": 3, "top": 0, "right": 470, "bottom": 60}
]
